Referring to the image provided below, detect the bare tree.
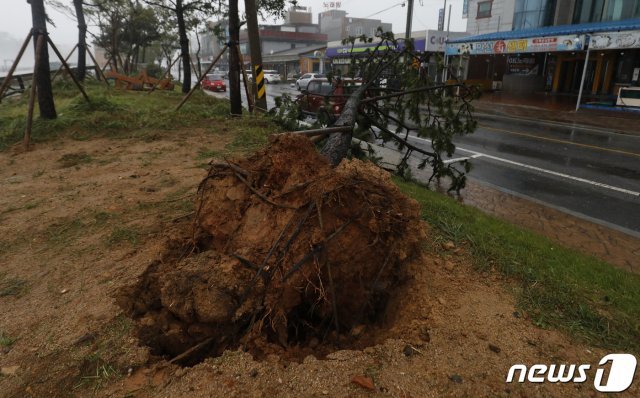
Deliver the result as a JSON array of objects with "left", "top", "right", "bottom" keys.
[
  {"left": 73, "top": 0, "right": 87, "bottom": 80},
  {"left": 141, "top": 0, "right": 216, "bottom": 93}
]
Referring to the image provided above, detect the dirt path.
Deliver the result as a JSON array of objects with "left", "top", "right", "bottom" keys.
[{"left": 0, "top": 131, "right": 637, "bottom": 397}]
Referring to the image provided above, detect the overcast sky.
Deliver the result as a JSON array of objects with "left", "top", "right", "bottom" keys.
[{"left": 1, "top": 0, "right": 466, "bottom": 69}]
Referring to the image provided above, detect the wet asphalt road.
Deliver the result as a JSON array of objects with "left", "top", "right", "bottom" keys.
[{"left": 205, "top": 82, "right": 640, "bottom": 235}]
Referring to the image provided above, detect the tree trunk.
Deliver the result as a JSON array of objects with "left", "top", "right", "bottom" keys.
[
  {"left": 110, "top": 14, "right": 119, "bottom": 72},
  {"left": 228, "top": 0, "right": 242, "bottom": 115},
  {"left": 176, "top": 0, "right": 191, "bottom": 93},
  {"left": 73, "top": 0, "right": 86, "bottom": 81},
  {"left": 320, "top": 85, "right": 367, "bottom": 166},
  {"left": 28, "top": 0, "right": 56, "bottom": 119},
  {"left": 195, "top": 28, "right": 202, "bottom": 79}
]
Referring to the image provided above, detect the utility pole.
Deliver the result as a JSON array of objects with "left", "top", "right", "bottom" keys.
[
  {"left": 228, "top": 0, "right": 242, "bottom": 115},
  {"left": 404, "top": 0, "right": 414, "bottom": 41},
  {"left": 245, "top": 0, "right": 268, "bottom": 112}
]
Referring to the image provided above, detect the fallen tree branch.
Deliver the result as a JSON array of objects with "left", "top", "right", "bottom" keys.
[
  {"left": 285, "top": 126, "right": 353, "bottom": 137},
  {"left": 365, "top": 115, "right": 436, "bottom": 158},
  {"left": 232, "top": 171, "right": 296, "bottom": 210},
  {"left": 169, "top": 336, "right": 215, "bottom": 364},
  {"left": 362, "top": 84, "right": 463, "bottom": 104}
]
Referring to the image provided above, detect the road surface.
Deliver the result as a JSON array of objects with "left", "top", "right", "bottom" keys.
[{"left": 204, "top": 81, "right": 640, "bottom": 236}]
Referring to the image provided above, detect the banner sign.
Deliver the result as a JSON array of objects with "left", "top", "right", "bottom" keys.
[
  {"left": 438, "top": 8, "right": 445, "bottom": 31},
  {"left": 446, "top": 35, "right": 585, "bottom": 55},
  {"left": 425, "top": 30, "right": 468, "bottom": 52},
  {"left": 590, "top": 31, "right": 640, "bottom": 50},
  {"left": 331, "top": 58, "right": 352, "bottom": 65},
  {"left": 326, "top": 39, "right": 426, "bottom": 57},
  {"left": 507, "top": 55, "right": 537, "bottom": 75}
]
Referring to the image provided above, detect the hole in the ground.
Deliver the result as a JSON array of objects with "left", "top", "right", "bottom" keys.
[
  {"left": 117, "top": 243, "right": 398, "bottom": 367},
  {"left": 116, "top": 135, "right": 425, "bottom": 366}
]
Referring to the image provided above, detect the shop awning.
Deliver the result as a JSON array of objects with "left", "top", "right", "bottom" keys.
[
  {"left": 446, "top": 18, "right": 640, "bottom": 56},
  {"left": 449, "top": 18, "right": 640, "bottom": 43},
  {"left": 262, "top": 45, "right": 326, "bottom": 63}
]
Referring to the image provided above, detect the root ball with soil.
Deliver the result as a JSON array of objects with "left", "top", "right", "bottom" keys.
[{"left": 118, "top": 134, "right": 425, "bottom": 364}]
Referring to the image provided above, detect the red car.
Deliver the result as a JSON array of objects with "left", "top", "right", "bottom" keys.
[
  {"left": 296, "top": 78, "right": 361, "bottom": 117},
  {"left": 202, "top": 74, "right": 226, "bottom": 92}
]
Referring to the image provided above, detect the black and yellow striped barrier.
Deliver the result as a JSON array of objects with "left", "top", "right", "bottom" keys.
[{"left": 254, "top": 64, "right": 265, "bottom": 99}]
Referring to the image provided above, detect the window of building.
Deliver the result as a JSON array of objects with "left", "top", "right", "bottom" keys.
[
  {"left": 477, "top": 1, "right": 493, "bottom": 18},
  {"left": 573, "top": 0, "right": 640, "bottom": 23},
  {"left": 355, "top": 25, "right": 363, "bottom": 35},
  {"left": 513, "top": 0, "right": 555, "bottom": 30}
]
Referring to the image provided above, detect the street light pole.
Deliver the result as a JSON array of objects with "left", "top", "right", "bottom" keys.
[{"left": 405, "top": 0, "right": 414, "bottom": 40}]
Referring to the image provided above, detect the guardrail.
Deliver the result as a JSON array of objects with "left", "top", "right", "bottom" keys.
[{"left": 0, "top": 65, "right": 99, "bottom": 100}]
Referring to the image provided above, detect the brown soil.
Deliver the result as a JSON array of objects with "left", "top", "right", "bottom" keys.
[
  {"left": 0, "top": 129, "right": 637, "bottom": 397},
  {"left": 117, "top": 135, "right": 425, "bottom": 364}
]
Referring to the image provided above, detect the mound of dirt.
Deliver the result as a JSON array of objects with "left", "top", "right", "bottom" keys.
[{"left": 118, "top": 134, "right": 426, "bottom": 364}]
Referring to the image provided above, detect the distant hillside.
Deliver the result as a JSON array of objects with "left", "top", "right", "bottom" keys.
[
  {"left": 1, "top": 31, "right": 76, "bottom": 75},
  {"left": 0, "top": 31, "right": 22, "bottom": 56}
]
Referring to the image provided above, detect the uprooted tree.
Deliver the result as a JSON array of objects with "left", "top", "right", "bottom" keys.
[
  {"left": 117, "top": 32, "right": 479, "bottom": 366},
  {"left": 275, "top": 31, "right": 478, "bottom": 193}
]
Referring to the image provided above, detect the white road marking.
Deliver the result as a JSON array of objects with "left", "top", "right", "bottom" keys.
[
  {"left": 442, "top": 154, "right": 482, "bottom": 164},
  {"left": 408, "top": 135, "right": 640, "bottom": 197}
]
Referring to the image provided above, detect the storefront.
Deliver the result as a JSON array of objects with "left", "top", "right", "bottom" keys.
[
  {"left": 446, "top": 19, "right": 640, "bottom": 103},
  {"left": 446, "top": 33, "right": 585, "bottom": 93}
]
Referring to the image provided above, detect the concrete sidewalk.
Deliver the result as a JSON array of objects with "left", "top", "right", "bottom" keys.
[{"left": 473, "top": 92, "right": 640, "bottom": 135}]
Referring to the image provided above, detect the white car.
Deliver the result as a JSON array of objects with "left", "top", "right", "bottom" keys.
[
  {"left": 296, "top": 73, "right": 325, "bottom": 91},
  {"left": 263, "top": 70, "right": 281, "bottom": 84},
  {"left": 245, "top": 69, "right": 281, "bottom": 84}
]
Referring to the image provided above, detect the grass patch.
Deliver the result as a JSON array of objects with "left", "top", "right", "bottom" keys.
[
  {"left": 395, "top": 179, "right": 640, "bottom": 354},
  {"left": 0, "top": 331, "right": 17, "bottom": 348},
  {"left": 107, "top": 226, "right": 140, "bottom": 247},
  {"left": 196, "top": 148, "right": 221, "bottom": 160},
  {"left": 73, "top": 315, "right": 132, "bottom": 392},
  {"left": 224, "top": 115, "right": 276, "bottom": 153},
  {"left": 0, "top": 277, "right": 28, "bottom": 297},
  {"left": 45, "top": 217, "right": 86, "bottom": 246},
  {"left": 0, "top": 81, "right": 232, "bottom": 150},
  {"left": 58, "top": 152, "right": 93, "bottom": 168}
]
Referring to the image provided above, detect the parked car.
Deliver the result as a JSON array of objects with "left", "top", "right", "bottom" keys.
[
  {"left": 263, "top": 70, "right": 281, "bottom": 84},
  {"left": 296, "top": 78, "right": 362, "bottom": 118},
  {"left": 244, "top": 69, "right": 282, "bottom": 84},
  {"left": 202, "top": 74, "right": 226, "bottom": 92},
  {"left": 296, "top": 73, "right": 326, "bottom": 91}
]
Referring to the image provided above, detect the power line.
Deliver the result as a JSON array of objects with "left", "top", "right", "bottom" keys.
[{"left": 364, "top": 1, "right": 406, "bottom": 19}]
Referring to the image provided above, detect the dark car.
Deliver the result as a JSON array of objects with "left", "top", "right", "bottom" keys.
[
  {"left": 296, "top": 78, "right": 361, "bottom": 118},
  {"left": 202, "top": 74, "right": 226, "bottom": 92}
]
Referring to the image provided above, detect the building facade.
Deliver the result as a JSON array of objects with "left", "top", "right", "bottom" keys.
[
  {"left": 466, "top": 0, "right": 517, "bottom": 34},
  {"left": 451, "top": 0, "right": 640, "bottom": 104},
  {"left": 199, "top": 7, "right": 327, "bottom": 72},
  {"left": 318, "top": 9, "right": 392, "bottom": 42}
]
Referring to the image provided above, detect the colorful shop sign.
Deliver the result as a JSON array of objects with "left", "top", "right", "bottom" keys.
[{"left": 445, "top": 35, "right": 585, "bottom": 55}]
